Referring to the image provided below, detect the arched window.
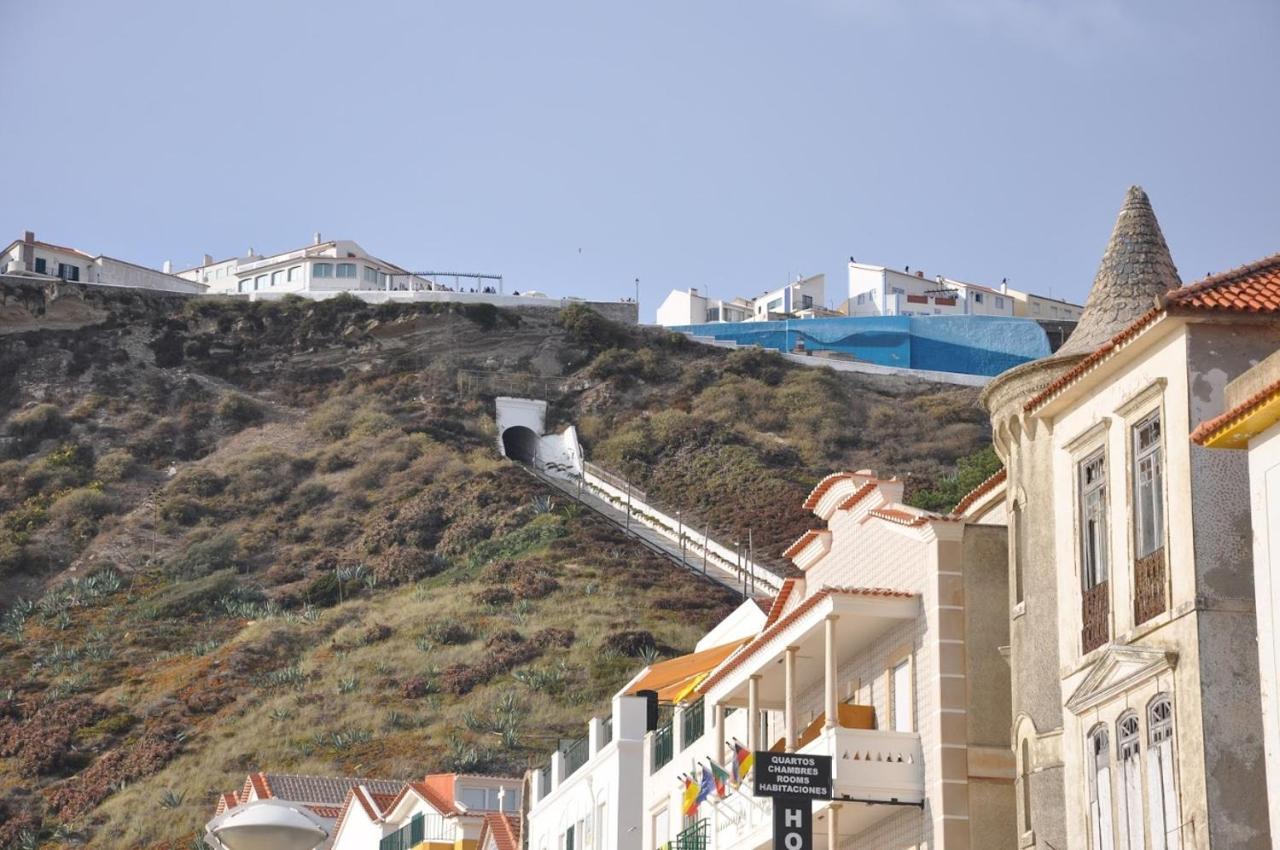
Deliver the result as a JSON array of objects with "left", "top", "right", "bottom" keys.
[
  {"left": 1020, "top": 738, "right": 1033, "bottom": 833},
  {"left": 1147, "top": 696, "right": 1181, "bottom": 849},
  {"left": 1088, "top": 726, "right": 1115, "bottom": 850},
  {"left": 1116, "top": 714, "right": 1145, "bottom": 850}
]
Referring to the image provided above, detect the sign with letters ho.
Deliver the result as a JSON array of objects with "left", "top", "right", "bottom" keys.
[
  {"left": 772, "top": 795, "right": 813, "bottom": 850},
  {"left": 752, "top": 751, "right": 833, "bottom": 800}
]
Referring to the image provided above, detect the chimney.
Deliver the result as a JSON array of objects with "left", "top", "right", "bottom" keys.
[
  {"left": 313, "top": 232, "right": 322, "bottom": 245},
  {"left": 1001, "top": 277, "right": 1008, "bottom": 294},
  {"left": 915, "top": 270, "right": 924, "bottom": 278},
  {"left": 689, "top": 287, "right": 698, "bottom": 295},
  {"left": 21, "top": 230, "right": 34, "bottom": 271},
  {"left": 202, "top": 253, "right": 213, "bottom": 266},
  {"left": 162, "top": 260, "right": 173, "bottom": 274},
  {"left": 246, "top": 246, "right": 254, "bottom": 258}
]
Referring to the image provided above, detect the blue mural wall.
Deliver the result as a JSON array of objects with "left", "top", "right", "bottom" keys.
[{"left": 668, "top": 315, "right": 1051, "bottom": 377}]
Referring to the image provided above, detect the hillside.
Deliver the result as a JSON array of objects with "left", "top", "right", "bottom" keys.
[{"left": 0, "top": 285, "right": 992, "bottom": 848}]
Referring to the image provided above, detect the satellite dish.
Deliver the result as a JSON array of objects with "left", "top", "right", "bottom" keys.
[{"left": 205, "top": 799, "right": 329, "bottom": 850}]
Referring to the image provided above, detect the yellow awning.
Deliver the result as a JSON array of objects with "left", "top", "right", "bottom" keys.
[{"left": 626, "top": 639, "right": 752, "bottom": 704}]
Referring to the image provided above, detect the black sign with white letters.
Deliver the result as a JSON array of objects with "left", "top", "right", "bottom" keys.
[
  {"left": 772, "top": 795, "right": 813, "bottom": 850},
  {"left": 753, "top": 751, "right": 833, "bottom": 800}
]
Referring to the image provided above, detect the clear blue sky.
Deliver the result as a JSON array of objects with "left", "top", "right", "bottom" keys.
[{"left": 3, "top": 0, "right": 1277, "bottom": 320}]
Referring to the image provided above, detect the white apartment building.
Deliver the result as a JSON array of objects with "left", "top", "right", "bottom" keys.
[
  {"left": 530, "top": 472, "right": 1016, "bottom": 850},
  {"left": 176, "top": 234, "right": 430, "bottom": 296},
  {"left": 656, "top": 288, "right": 754, "bottom": 326},
  {"left": 750, "top": 274, "right": 826, "bottom": 321},
  {"left": 1193, "top": 341, "right": 1280, "bottom": 850},
  {"left": 844, "top": 263, "right": 1014, "bottom": 318},
  {"left": 1, "top": 230, "right": 206, "bottom": 294}
]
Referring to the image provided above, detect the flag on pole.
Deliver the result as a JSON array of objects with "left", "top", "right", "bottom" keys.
[
  {"left": 732, "top": 741, "right": 755, "bottom": 786},
  {"left": 696, "top": 764, "right": 715, "bottom": 804},
  {"left": 682, "top": 774, "right": 699, "bottom": 817},
  {"left": 708, "top": 760, "right": 732, "bottom": 797}
]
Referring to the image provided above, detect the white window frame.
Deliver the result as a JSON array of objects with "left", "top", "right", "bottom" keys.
[
  {"left": 336, "top": 262, "right": 357, "bottom": 278},
  {"left": 287, "top": 265, "right": 301, "bottom": 283},
  {"left": 1131, "top": 410, "right": 1165, "bottom": 560},
  {"left": 1147, "top": 696, "right": 1181, "bottom": 850},
  {"left": 313, "top": 262, "right": 334, "bottom": 278},
  {"left": 271, "top": 270, "right": 283, "bottom": 288},
  {"left": 886, "top": 647, "right": 914, "bottom": 733},
  {"left": 1079, "top": 448, "right": 1109, "bottom": 590},
  {"left": 1116, "top": 713, "right": 1145, "bottom": 850},
  {"left": 254, "top": 274, "right": 266, "bottom": 290},
  {"left": 1088, "top": 726, "right": 1115, "bottom": 850}
]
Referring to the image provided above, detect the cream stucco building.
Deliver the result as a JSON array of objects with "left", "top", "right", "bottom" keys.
[{"left": 982, "top": 186, "right": 1277, "bottom": 850}]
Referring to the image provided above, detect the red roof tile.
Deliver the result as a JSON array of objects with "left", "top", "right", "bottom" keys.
[
  {"left": 762, "top": 579, "right": 797, "bottom": 629},
  {"left": 803, "top": 472, "right": 856, "bottom": 510},
  {"left": 950, "top": 467, "right": 1007, "bottom": 516},
  {"left": 836, "top": 481, "right": 878, "bottom": 512},
  {"left": 479, "top": 812, "right": 522, "bottom": 850},
  {"left": 782, "top": 530, "right": 824, "bottom": 559},
  {"left": 1191, "top": 375, "right": 1280, "bottom": 446},
  {"left": 1025, "top": 254, "right": 1280, "bottom": 413},
  {"left": 697, "top": 586, "right": 915, "bottom": 694}
]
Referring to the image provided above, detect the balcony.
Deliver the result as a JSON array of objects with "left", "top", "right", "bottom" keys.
[
  {"left": 651, "top": 721, "right": 674, "bottom": 772},
  {"left": 1082, "top": 581, "right": 1109, "bottom": 654},
  {"left": 799, "top": 726, "right": 924, "bottom": 808},
  {"left": 1134, "top": 549, "right": 1167, "bottom": 625}
]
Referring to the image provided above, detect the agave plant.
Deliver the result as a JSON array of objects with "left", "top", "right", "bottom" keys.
[{"left": 160, "top": 789, "right": 186, "bottom": 809}]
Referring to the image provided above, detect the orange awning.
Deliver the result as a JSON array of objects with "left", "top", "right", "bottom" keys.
[{"left": 626, "top": 639, "right": 752, "bottom": 704}]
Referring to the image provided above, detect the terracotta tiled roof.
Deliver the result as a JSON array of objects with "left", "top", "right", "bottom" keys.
[
  {"left": 950, "top": 467, "right": 1007, "bottom": 516},
  {"left": 386, "top": 779, "right": 459, "bottom": 817},
  {"left": 215, "top": 792, "right": 239, "bottom": 815},
  {"left": 479, "top": 812, "right": 522, "bottom": 850},
  {"left": 782, "top": 530, "right": 824, "bottom": 559},
  {"left": 1025, "top": 252, "right": 1280, "bottom": 413},
  {"left": 836, "top": 481, "right": 878, "bottom": 512},
  {"left": 1191, "top": 376, "right": 1280, "bottom": 447},
  {"left": 762, "top": 579, "right": 797, "bottom": 629},
  {"left": 697, "top": 586, "right": 915, "bottom": 695},
  {"left": 803, "top": 472, "right": 856, "bottom": 510},
  {"left": 307, "top": 804, "right": 344, "bottom": 819},
  {"left": 249, "top": 772, "right": 402, "bottom": 806}
]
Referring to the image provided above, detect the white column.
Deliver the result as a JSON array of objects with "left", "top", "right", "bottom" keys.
[
  {"left": 784, "top": 646, "right": 798, "bottom": 751},
  {"left": 588, "top": 717, "right": 603, "bottom": 756},
  {"left": 825, "top": 615, "right": 839, "bottom": 729},
  {"left": 827, "top": 803, "right": 841, "bottom": 850},
  {"left": 551, "top": 751, "right": 565, "bottom": 791},
  {"left": 714, "top": 703, "right": 727, "bottom": 765},
  {"left": 748, "top": 675, "right": 761, "bottom": 753}
]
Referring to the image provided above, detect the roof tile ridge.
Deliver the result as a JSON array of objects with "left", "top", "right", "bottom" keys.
[
  {"left": 1191, "top": 375, "right": 1280, "bottom": 444},
  {"left": 1170, "top": 252, "right": 1280, "bottom": 301}
]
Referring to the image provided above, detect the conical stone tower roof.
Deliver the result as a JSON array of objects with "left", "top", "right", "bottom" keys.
[{"left": 1056, "top": 185, "right": 1182, "bottom": 357}]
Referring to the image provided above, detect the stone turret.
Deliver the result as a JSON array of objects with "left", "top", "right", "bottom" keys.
[
  {"left": 974, "top": 185, "right": 1182, "bottom": 849},
  {"left": 1056, "top": 185, "right": 1181, "bottom": 357}
]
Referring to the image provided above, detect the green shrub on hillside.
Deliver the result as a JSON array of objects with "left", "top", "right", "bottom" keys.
[
  {"left": 216, "top": 393, "right": 264, "bottom": 429},
  {"left": 94, "top": 449, "right": 136, "bottom": 483},
  {"left": 557, "top": 303, "right": 627, "bottom": 354},
  {"left": 141, "top": 568, "right": 240, "bottom": 618},
  {"left": 905, "top": 445, "right": 1002, "bottom": 513},
  {"left": 166, "top": 531, "right": 241, "bottom": 580},
  {"left": 7, "top": 404, "right": 68, "bottom": 442}
]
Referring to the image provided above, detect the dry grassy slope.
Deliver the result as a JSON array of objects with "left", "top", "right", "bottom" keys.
[{"left": 0, "top": 291, "right": 990, "bottom": 849}]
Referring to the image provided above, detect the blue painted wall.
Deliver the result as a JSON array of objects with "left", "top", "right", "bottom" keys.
[{"left": 668, "top": 315, "right": 1051, "bottom": 377}]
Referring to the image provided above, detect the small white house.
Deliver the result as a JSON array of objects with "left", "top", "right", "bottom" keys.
[
  {"left": 1, "top": 230, "right": 207, "bottom": 294},
  {"left": 844, "top": 262, "right": 1013, "bottom": 318},
  {"left": 656, "top": 288, "right": 753, "bottom": 326},
  {"left": 750, "top": 274, "right": 825, "bottom": 321}
]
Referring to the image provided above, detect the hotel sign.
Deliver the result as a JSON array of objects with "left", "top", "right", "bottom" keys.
[{"left": 752, "top": 752, "right": 833, "bottom": 800}]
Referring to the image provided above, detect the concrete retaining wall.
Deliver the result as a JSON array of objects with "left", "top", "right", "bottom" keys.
[{"left": 248, "top": 289, "right": 639, "bottom": 324}]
